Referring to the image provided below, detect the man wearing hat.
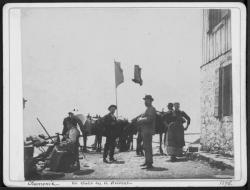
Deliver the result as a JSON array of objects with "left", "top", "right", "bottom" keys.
[
  {"left": 102, "top": 104, "right": 118, "bottom": 163},
  {"left": 61, "top": 110, "right": 84, "bottom": 167},
  {"left": 136, "top": 95, "right": 156, "bottom": 169},
  {"left": 42, "top": 110, "right": 82, "bottom": 172},
  {"left": 62, "top": 111, "right": 83, "bottom": 138}
]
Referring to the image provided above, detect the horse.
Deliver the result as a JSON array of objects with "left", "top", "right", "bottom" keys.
[
  {"left": 116, "top": 119, "right": 134, "bottom": 152},
  {"left": 155, "top": 111, "right": 167, "bottom": 155},
  {"left": 78, "top": 115, "right": 104, "bottom": 152},
  {"left": 132, "top": 111, "right": 166, "bottom": 155},
  {"left": 80, "top": 116, "right": 133, "bottom": 153}
]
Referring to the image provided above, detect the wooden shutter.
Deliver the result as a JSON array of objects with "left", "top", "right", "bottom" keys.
[
  {"left": 222, "top": 64, "right": 232, "bottom": 116},
  {"left": 214, "top": 66, "right": 223, "bottom": 118},
  {"left": 218, "top": 66, "right": 223, "bottom": 118}
]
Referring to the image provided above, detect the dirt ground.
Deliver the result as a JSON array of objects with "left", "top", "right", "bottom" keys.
[{"left": 58, "top": 136, "right": 234, "bottom": 180}]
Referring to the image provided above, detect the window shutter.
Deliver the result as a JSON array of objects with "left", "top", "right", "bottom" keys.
[
  {"left": 218, "top": 66, "right": 223, "bottom": 118},
  {"left": 222, "top": 64, "right": 232, "bottom": 116}
]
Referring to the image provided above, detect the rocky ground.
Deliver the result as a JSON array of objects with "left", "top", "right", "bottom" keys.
[{"left": 57, "top": 136, "right": 234, "bottom": 180}]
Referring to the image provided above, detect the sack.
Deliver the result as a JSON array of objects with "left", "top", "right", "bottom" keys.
[{"left": 49, "top": 147, "right": 73, "bottom": 172}]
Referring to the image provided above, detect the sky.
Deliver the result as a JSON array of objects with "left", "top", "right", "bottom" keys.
[{"left": 21, "top": 8, "right": 202, "bottom": 138}]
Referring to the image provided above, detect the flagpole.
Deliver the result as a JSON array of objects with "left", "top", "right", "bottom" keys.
[
  {"left": 114, "top": 59, "right": 118, "bottom": 118},
  {"left": 115, "top": 86, "right": 118, "bottom": 118}
]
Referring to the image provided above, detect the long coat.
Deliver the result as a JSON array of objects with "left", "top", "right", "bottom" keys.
[
  {"left": 102, "top": 113, "right": 117, "bottom": 137},
  {"left": 166, "top": 110, "right": 191, "bottom": 148}
]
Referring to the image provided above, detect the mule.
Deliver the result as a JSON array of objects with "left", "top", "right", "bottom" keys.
[
  {"left": 80, "top": 116, "right": 133, "bottom": 153},
  {"left": 131, "top": 111, "right": 167, "bottom": 155}
]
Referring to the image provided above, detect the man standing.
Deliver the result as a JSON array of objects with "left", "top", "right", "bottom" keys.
[
  {"left": 103, "top": 105, "right": 117, "bottom": 163},
  {"left": 137, "top": 95, "right": 156, "bottom": 169}
]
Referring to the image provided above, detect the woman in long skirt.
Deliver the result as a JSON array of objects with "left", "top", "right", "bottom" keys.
[{"left": 165, "top": 102, "right": 191, "bottom": 162}]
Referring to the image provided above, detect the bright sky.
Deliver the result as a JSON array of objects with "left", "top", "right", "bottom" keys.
[{"left": 22, "top": 8, "right": 202, "bottom": 138}]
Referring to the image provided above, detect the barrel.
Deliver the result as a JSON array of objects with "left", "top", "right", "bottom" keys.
[{"left": 24, "top": 146, "right": 36, "bottom": 180}]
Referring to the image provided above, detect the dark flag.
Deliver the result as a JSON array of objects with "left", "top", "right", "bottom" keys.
[
  {"left": 132, "top": 65, "right": 143, "bottom": 86},
  {"left": 23, "top": 98, "right": 27, "bottom": 109}
]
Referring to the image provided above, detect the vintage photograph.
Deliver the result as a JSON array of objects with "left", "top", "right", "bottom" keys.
[{"left": 3, "top": 3, "right": 246, "bottom": 187}]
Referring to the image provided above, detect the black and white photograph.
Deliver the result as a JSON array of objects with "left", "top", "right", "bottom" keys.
[{"left": 3, "top": 3, "right": 246, "bottom": 187}]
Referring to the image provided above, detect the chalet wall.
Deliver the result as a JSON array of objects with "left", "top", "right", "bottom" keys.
[
  {"left": 200, "top": 51, "right": 233, "bottom": 156},
  {"left": 202, "top": 10, "right": 231, "bottom": 66}
]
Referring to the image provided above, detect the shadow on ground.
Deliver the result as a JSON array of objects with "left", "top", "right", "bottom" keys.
[
  {"left": 110, "top": 160, "right": 125, "bottom": 164},
  {"left": 81, "top": 150, "right": 102, "bottom": 155},
  {"left": 73, "top": 169, "right": 95, "bottom": 176},
  {"left": 175, "top": 157, "right": 188, "bottom": 162},
  {"left": 153, "top": 153, "right": 167, "bottom": 156},
  {"left": 146, "top": 167, "right": 168, "bottom": 171}
]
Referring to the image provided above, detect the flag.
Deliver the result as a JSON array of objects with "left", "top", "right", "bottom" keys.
[
  {"left": 132, "top": 65, "right": 143, "bottom": 86},
  {"left": 114, "top": 61, "right": 124, "bottom": 88}
]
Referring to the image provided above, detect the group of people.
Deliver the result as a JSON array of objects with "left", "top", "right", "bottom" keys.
[
  {"left": 41, "top": 94, "right": 190, "bottom": 172},
  {"left": 163, "top": 102, "right": 191, "bottom": 162},
  {"left": 133, "top": 95, "right": 190, "bottom": 169},
  {"left": 100, "top": 94, "right": 191, "bottom": 170}
]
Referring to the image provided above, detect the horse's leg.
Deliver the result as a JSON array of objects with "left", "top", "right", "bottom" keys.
[
  {"left": 98, "top": 135, "right": 102, "bottom": 152},
  {"left": 131, "top": 135, "right": 133, "bottom": 151},
  {"left": 80, "top": 131, "right": 84, "bottom": 151},
  {"left": 136, "top": 135, "right": 139, "bottom": 155},
  {"left": 96, "top": 135, "right": 99, "bottom": 152},
  {"left": 137, "top": 133, "right": 143, "bottom": 156},
  {"left": 159, "top": 133, "right": 163, "bottom": 155},
  {"left": 81, "top": 132, "right": 87, "bottom": 152},
  {"left": 96, "top": 134, "right": 101, "bottom": 152}
]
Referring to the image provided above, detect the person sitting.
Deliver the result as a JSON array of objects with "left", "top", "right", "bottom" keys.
[{"left": 45, "top": 112, "right": 81, "bottom": 172}]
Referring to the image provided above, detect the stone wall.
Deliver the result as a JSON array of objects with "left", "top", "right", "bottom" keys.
[{"left": 200, "top": 51, "right": 233, "bottom": 156}]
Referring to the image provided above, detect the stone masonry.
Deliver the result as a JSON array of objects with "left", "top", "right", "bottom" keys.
[{"left": 200, "top": 51, "right": 233, "bottom": 156}]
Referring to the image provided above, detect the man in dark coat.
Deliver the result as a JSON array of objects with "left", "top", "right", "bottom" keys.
[
  {"left": 136, "top": 95, "right": 156, "bottom": 169},
  {"left": 103, "top": 105, "right": 117, "bottom": 163}
]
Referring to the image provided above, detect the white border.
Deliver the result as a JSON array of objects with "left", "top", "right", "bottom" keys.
[{"left": 3, "top": 2, "right": 247, "bottom": 187}]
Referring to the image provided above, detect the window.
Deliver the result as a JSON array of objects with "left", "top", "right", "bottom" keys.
[
  {"left": 214, "top": 64, "right": 232, "bottom": 118},
  {"left": 208, "top": 9, "right": 230, "bottom": 33}
]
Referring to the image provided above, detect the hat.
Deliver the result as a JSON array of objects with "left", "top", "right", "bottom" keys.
[
  {"left": 174, "top": 102, "right": 180, "bottom": 106},
  {"left": 143, "top": 95, "right": 154, "bottom": 101},
  {"left": 167, "top": 103, "right": 173, "bottom": 107},
  {"left": 108, "top": 105, "right": 117, "bottom": 111}
]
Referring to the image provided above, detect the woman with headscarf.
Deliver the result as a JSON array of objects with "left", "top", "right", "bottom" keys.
[{"left": 165, "top": 102, "right": 190, "bottom": 162}]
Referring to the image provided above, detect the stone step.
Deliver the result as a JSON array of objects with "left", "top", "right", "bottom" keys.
[{"left": 186, "top": 151, "right": 234, "bottom": 170}]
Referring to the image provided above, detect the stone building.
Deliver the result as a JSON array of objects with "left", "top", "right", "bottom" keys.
[{"left": 200, "top": 10, "right": 233, "bottom": 156}]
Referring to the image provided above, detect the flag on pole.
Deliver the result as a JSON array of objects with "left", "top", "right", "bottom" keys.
[
  {"left": 114, "top": 61, "right": 124, "bottom": 88},
  {"left": 132, "top": 65, "right": 143, "bottom": 86}
]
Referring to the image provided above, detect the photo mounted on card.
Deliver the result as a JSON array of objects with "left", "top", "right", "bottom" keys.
[{"left": 3, "top": 2, "right": 246, "bottom": 187}]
